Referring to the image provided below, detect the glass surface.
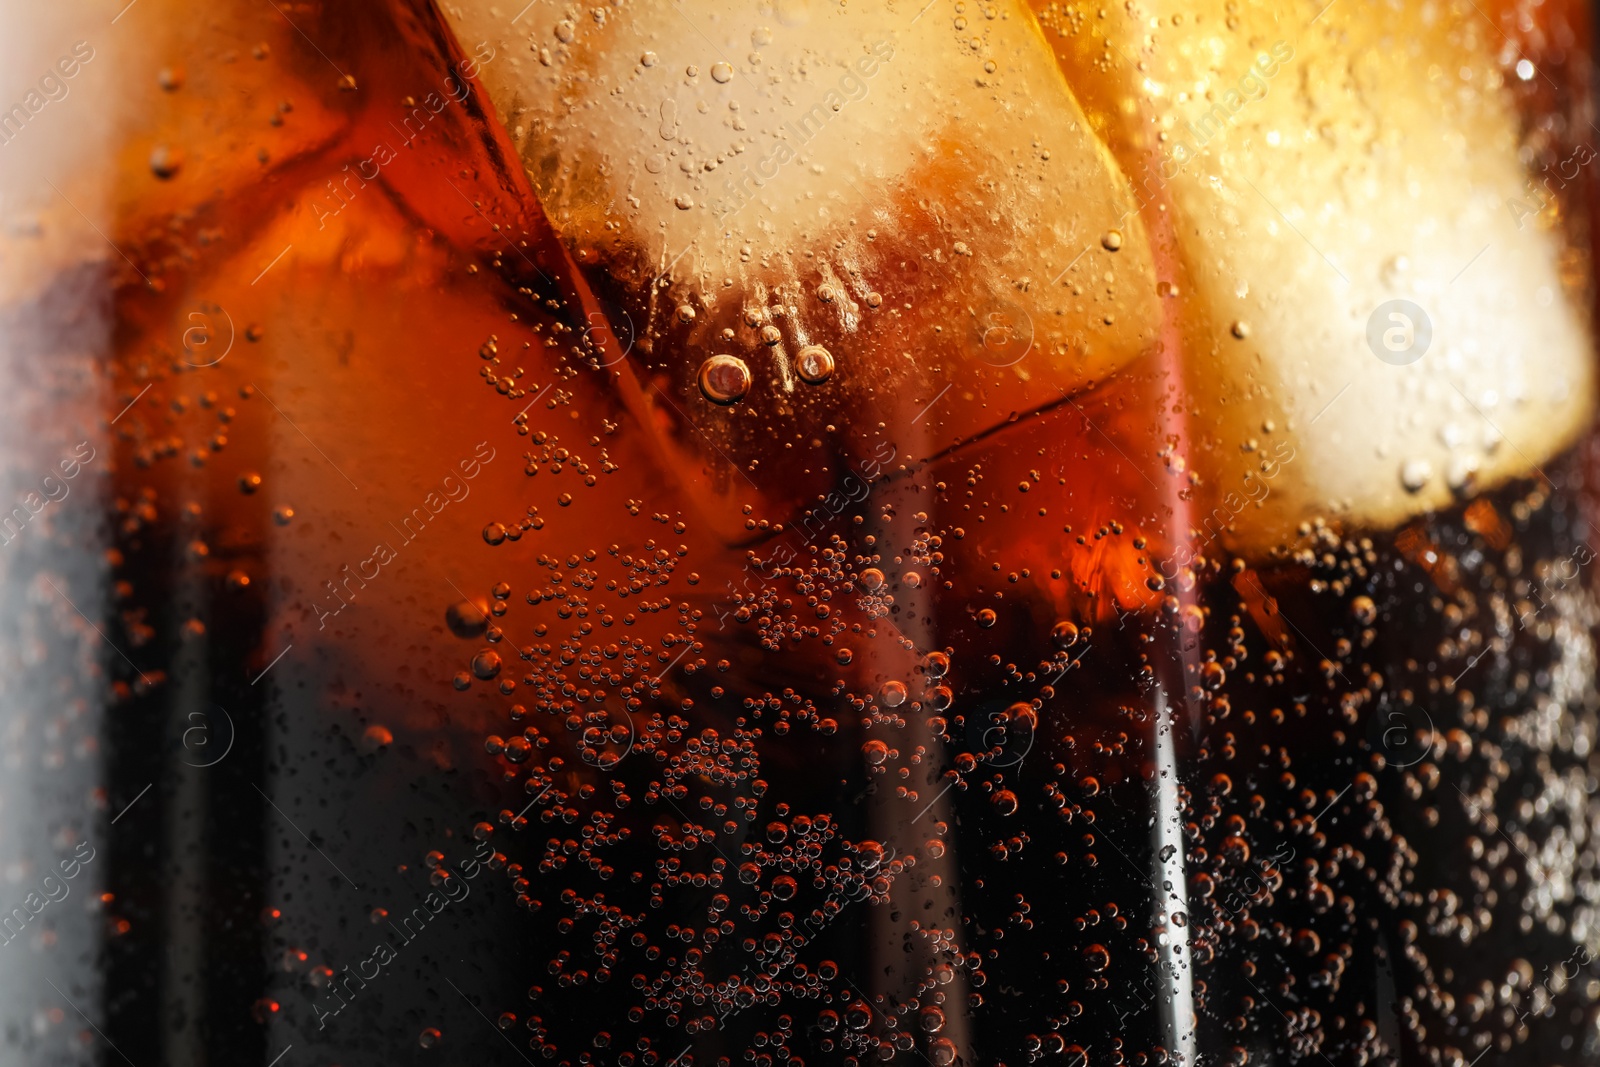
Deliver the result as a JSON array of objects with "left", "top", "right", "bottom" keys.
[{"left": 2, "top": 1, "right": 1599, "bottom": 1064}]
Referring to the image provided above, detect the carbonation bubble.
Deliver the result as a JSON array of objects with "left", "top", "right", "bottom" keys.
[
  {"left": 1002, "top": 702, "right": 1037, "bottom": 741},
  {"left": 471, "top": 648, "right": 503, "bottom": 680},
  {"left": 879, "top": 680, "right": 907, "bottom": 706},
  {"left": 1052, "top": 620, "right": 1080, "bottom": 647},
  {"left": 710, "top": 61, "right": 733, "bottom": 82},
  {"left": 697, "top": 355, "right": 751, "bottom": 405},
  {"left": 862, "top": 739, "right": 889, "bottom": 765},
  {"left": 1084, "top": 945, "right": 1110, "bottom": 972},
  {"left": 1351, "top": 595, "right": 1377, "bottom": 624},
  {"left": 150, "top": 145, "right": 182, "bottom": 179},
  {"left": 859, "top": 567, "right": 885, "bottom": 591},
  {"left": 445, "top": 600, "right": 489, "bottom": 638},
  {"left": 795, "top": 344, "right": 835, "bottom": 384},
  {"left": 1400, "top": 458, "right": 1433, "bottom": 492}
]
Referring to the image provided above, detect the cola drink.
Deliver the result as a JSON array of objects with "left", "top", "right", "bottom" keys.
[{"left": 2, "top": 0, "right": 1600, "bottom": 1065}]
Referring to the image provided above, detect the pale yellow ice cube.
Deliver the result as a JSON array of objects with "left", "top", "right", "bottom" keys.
[
  {"left": 444, "top": 0, "right": 1161, "bottom": 454},
  {"left": 1033, "top": 0, "right": 1594, "bottom": 555}
]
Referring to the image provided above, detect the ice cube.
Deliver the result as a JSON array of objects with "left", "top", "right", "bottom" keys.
[
  {"left": 443, "top": 0, "right": 1161, "bottom": 464},
  {"left": 1032, "top": 0, "right": 1595, "bottom": 556}
]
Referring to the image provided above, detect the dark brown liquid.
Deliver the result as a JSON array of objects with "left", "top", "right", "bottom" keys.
[{"left": 13, "top": 2, "right": 1600, "bottom": 1065}]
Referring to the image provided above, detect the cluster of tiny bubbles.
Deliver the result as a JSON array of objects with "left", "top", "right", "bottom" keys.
[{"left": 440, "top": 428, "right": 1599, "bottom": 1065}]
